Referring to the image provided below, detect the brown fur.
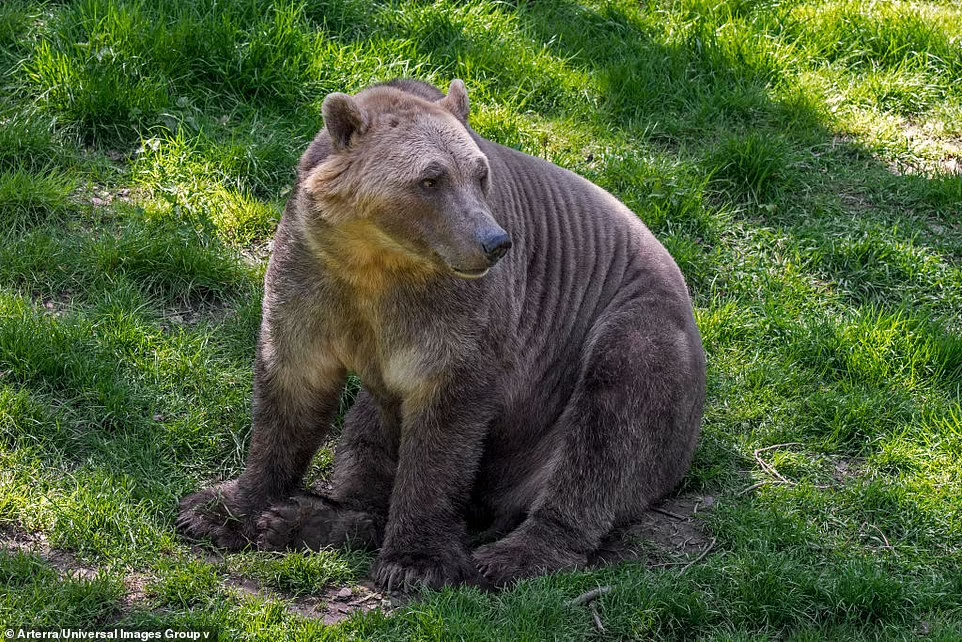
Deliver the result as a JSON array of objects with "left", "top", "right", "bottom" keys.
[{"left": 177, "top": 79, "right": 706, "bottom": 590}]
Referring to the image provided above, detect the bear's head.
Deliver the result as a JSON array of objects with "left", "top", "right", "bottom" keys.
[{"left": 301, "top": 80, "right": 511, "bottom": 280}]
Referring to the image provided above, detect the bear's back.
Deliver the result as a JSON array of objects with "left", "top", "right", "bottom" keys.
[{"left": 471, "top": 132, "right": 696, "bottom": 382}]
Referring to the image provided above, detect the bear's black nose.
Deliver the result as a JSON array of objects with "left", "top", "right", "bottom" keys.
[{"left": 480, "top": 230, "right": 512, "bottom": 263}]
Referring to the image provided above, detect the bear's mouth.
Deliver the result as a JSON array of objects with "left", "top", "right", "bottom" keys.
[{"left": 450, "top": 266, "right": 490, "bottom": 279}]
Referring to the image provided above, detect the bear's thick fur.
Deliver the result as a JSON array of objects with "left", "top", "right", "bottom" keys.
[{"left": 177, "top": 79, "right": 706, "bottom": 590}]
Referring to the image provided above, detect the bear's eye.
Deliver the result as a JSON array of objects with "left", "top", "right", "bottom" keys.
[{"left": 418, "top": 162, "right": 446, "bottom": 190}]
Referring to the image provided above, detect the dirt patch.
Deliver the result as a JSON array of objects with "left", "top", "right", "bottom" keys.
[
  {"left": 889, "top": 124, "right": 962, "bottom": 177},
  {"left": 0, "top": 523, "right": 151, "bottom": 617},
  {"left": 224, "top": 575, "right": 389, "bottom": 624},
  {"left": 290, "top": 582, "right": 387, "bottom": 625},
  {"left": 1, "top": 524, "right": 99, "bottom": 581},
  {"left": 73, "top": 185, "right": 136, "bottom": 209},
  {"left": 832, "top": 458, "right": 867, "bottom": 484},
  {"left": 889, "top": 156, "right": 961, "bottom": 177},
  {"left": 30, "top": 290, "right": 75, "bottom": 318},
  {"left": 591, "top": 494, "right": 716, "bottom": 568},
  {"left": 239, "top": 240, "right": 274, "bottom": 268},
  {"left": 158, "top": 299, "right": 235, "bottom": 331}
]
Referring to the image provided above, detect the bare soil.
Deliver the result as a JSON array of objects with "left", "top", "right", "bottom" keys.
[{"left": 591, "top": 493, "right": 716, "bottom": 568}]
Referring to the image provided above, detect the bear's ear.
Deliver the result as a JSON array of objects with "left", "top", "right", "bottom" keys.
[
  {"left": 322, "top": 92, "right": 369, "bottom": 150},
  {"left": 440, "top": 79, "right": 470, "bottom": 123}
]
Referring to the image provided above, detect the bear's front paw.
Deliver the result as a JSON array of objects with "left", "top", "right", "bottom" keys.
[
  {"left": 374, "top": 547, "right": 481, "bottom": 592},
  {"left": 473, "top": 531, "right": 587, "bottom": 587},
  {"left": 176, "top": 480, "right": 258, "bottom": 551},
  {"left": 256, "top": 494, "right": 382, "bottom": 551}
]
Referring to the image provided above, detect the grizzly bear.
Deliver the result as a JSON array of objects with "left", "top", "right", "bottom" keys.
[{"left": 177, "top": 79, "right": 706, "bottom": 590}]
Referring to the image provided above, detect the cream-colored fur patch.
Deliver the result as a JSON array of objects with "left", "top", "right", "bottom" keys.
[{"left": 383, "top": 346, "right": 445, "bottom": 411}]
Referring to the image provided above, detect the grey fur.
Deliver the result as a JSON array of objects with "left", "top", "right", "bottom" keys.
[{"left": 177, "top": 79, "right": 706, "bottom": 590}]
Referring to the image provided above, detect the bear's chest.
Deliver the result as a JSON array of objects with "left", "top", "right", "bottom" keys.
[{"left": 324, "top": 294, "right": 470, "bottom": 404}]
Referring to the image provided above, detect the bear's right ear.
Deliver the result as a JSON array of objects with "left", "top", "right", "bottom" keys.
[
  {"left": 439, "top": 79, "right": 470, "bottom": 124},
  {"left": 322, "top": 92, "right": 369, "bottom": 150}
]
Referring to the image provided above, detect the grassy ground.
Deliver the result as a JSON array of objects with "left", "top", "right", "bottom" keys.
[{"left": 1, "top": 0, "right": 960, "bottom": 639}]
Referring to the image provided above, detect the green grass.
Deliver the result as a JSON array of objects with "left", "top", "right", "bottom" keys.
[{"left": 1, "top": 0, "right": 960, "bottom": 639}]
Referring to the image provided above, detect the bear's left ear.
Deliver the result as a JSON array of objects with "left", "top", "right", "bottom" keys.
[{"left": 440, "top": 79, "right": 470, "bottom": 124}]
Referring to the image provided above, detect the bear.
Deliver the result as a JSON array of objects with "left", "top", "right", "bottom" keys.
[{"left": 176, "top": 78, "right": 706, "bottom": 591}]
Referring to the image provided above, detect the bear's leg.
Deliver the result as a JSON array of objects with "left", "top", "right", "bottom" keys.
[
  {"left": 373, "top": 368, "right": 495, "bottom": 591},
  {"left": 177, "top": 310, "right": 346, "bottom": 550},
  {"left": 474, "top": 306, "right": 705, "bottom": 586},
  {"left": 257, "top": 389, "right": 397, "bottom": 551}
]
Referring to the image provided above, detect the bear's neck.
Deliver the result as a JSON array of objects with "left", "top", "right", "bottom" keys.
[{"left": 306, "top": 218, "right": 441, "bottom": 296}]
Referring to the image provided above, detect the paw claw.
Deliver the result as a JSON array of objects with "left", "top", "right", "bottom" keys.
[
  {"left": 472, "top": 531, "right": 587, "bottom": 587},
  {"left": 176, "top": 481, "right": 257, "bottom": 550},
  {"left": 374, "top": 549, "right": 479, "bottom": 592}
]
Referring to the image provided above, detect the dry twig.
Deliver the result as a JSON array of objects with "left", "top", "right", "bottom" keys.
[
  {"left": 737, "top": 479, "right": 788, "bottom": 495},
  {"left": 870, "top": 523, "right": 893, "bottom": 549},
  {"left": 589, "top": 601, "right": 605, "bottom": 632},
  {"left": 741, "top": 442, "right": 830, "bottom": 494},
  {"left": 566, "top": 585, "right": 613, "bottom": 607},
  {"left": 347, "top": 592, "right": 381, "bottom": 607},
  {"left": 753, "top": 442, "right": 802, "bottom": 485},
  {"left": 651, "top": 506, "right": 688, "bottom": 521},
  {"left": 680, "top": 537, "right": 716, "bottom": 575}
]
